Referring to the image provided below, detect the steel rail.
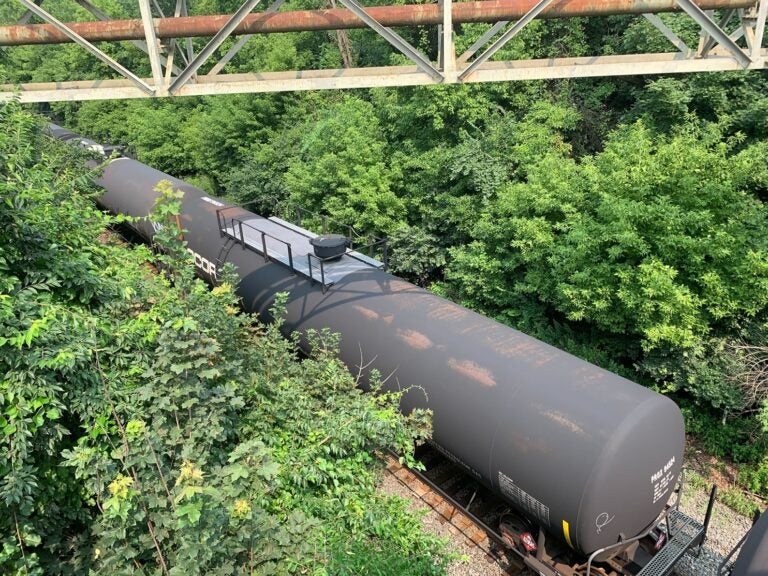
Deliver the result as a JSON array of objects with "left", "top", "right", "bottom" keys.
[{"left": 0, "top": 0, "right": 757, "bottom": 45}]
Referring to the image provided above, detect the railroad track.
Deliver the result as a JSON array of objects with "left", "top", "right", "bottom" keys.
[{"left": 383, "top": 446, "right": 527, "bottom": 574}]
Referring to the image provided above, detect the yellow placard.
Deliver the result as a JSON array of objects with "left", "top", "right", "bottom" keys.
[{"left": 562, "top": 520, "right": 574, "bottom": 549}]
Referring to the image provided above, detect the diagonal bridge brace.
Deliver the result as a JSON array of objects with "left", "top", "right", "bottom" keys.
[
  {"left": 698, "top": 8, "right": 737, "bottom": 56},
  {"left": 207, "top": 0, "right": 287, "bottom": 77},
  {"left": 169, "top": 0, "right": 443, "bottom": 89},
  {"left": 675, "top": 0, "right": 752, "bottom": 66},
  {"left": 72, "top": 0, "right": 183, "bottom": 77},
  {"left": 459, "top": 0, "right": 556, "bottom": 80},
  {"left": 14, "top": 0, "right": 154, "bottom": 94},
  {"left": 138, "top": 0, "right": 164, "bottom": 90},
  {"left": 643, "top": 13, "right": 691, "bottom": 53},
  {"left": 754, "top": 0, "right": 768, "bottom": 58},
  {"left": 169, "top": 0, "right": 265, "bottom": 94},
  {"left": 332, "top": 0, "right": 443, "bottom": 80}
]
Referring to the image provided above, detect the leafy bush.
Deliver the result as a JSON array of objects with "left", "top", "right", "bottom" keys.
[
  {"left": 738, "top": 461, "right": 768, "bottom": 498},
  {"left": 387, "top": 225, "right": 446, "bottom": 287},
  {"left": 679, "top": 400, "right": 766, "bottom": 463},
  {"left": 446, "top": 119, "right": 768, "bottom": 416}
]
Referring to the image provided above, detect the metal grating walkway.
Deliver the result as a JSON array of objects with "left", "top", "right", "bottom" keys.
[
  {"left": 637, "top": 510, "right": 705, "bottom": 576},
  {"left": 221, "top": 215, "right": 383, "bottom": 288}
]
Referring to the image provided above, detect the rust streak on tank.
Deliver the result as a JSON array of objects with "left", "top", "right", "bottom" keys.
[
  {"left": 353, "top": 304, "right": 394, "bottom": 324},
  {"left": 354, "top": 305, "right": 380, "bottom": 321},
  {"left": 538, "top": 407, "right": 587, "bottom": 436},
  {"left": 397, "top": 329, "right": 434, "bottom": 350},
  {"left": 386, "top": 279, "right": 419, "bottom": 293},
  {"left": 509, "top": 432, "right": 552, "bottom": 455},
  {"left": 472, "top": 325, "right": 560, "bottom": 366},
  {"left": 428, "top": 302, "right": 469, "bottom": 322},
  {"left": 447, "top": 358, "right": 496, "bottom": 387},
  {"left": 0, "top": 0, "right": 755, "bottom": 46}
]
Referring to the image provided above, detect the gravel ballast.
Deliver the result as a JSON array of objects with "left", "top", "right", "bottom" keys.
[
  {"left": 379, "top": 473, "right": 512, "bottom": 576},
  {"left": 674, "top": 477, "right": 755, "bottom": 576}
]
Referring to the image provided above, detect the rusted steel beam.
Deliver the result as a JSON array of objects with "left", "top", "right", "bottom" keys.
[{"left": 0, "top": 0, "right": 756, "bottom": 45}]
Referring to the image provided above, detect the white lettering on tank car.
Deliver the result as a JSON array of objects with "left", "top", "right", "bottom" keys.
[
  {"left": 432, "top": 444, "right": 482, "bottom": 480},
  {"left": 498, "top": 471, "right": 551, "bottom": 528},
  {"left": 187, "top": 248, "right": 217, "bottom": 278},
  {"left": 149, "top": 222, "right": 216, "bottom": 278},
  {"left": 650, "top": 455, "right": 676, "bottom": 503}
]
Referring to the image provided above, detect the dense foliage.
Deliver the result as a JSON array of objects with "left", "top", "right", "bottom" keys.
[
  {"left": 0, "top": 101, "right": 445, "bottom": 575},
  {"left": 2, "top": 0, "right": 768, "bottom": 502}
]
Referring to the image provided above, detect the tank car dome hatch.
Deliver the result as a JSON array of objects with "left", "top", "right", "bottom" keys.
[{"left": 309, "top": 234, "right": 348, "bottom": 260}]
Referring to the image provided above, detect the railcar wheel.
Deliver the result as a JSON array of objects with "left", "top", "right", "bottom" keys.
[{"left": 499, "top": 512, "right": 534, "bottom": 552}]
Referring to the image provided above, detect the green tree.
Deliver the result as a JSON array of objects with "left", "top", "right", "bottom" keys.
[
  {"left": 284, "top": 95, "right": 405, "bottom": 236},
  {"left": 387, "top": 225, "right": 446, "bottom": 287},
  {"left": 447, "top": 119, "right": 768, "bottom": 411}
]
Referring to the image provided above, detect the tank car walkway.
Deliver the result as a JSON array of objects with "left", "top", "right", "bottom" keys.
[
  {"left": 221, "top": 215, "right": 384, "bottom": 289},
  {"left": 636, "top": 509, "right": 705, "bottom": 576}
]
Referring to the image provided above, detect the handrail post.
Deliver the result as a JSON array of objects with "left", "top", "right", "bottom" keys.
[
  {"left": 261, "top": 232, "right": 268, "bottom": 262},
  {"left": 237, "top": 220, "right": 245, "bottom": 249},
  {"left": 307, "top": 254, "right": 313, "bottom": 284},
  {"left": 320, "top": 259, "right": 326, "bottom": 293},
  {"left": 216, "top": 208, "right": 222, "bottom": 235},
  {"left": 698, "top": 485, "right": 717, "bottom": 554},
  {"left": 287, "top": 245, "right": 294, "bottom": 274}
]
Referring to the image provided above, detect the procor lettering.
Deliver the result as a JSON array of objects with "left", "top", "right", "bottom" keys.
[{"left": 187, "top": 248, "right": 218, "bottom": 278}]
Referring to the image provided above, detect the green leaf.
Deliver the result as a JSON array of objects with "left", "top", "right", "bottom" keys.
[{"left": 176, "top": 502, "right": 202, "bottom": 525}]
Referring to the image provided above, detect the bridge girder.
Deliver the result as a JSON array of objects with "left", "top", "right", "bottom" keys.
[{"left": 1, "top": 0, "right": 766, "bottom": 102}]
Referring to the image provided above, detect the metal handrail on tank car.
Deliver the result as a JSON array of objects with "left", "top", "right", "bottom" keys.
[
  {"left": 215, "top": 205, "right": 240, "bottom": 236},
  {"left": 305, "top": 246, "right": 390, "bottom": 293},
  {"left": 238, "top": 219, "right": 295, "bottom": 272},
  {"left": 360, "top": 237, "right": 389, "bottom": 271},
  {"left": 215, "top": 207, "right": 296, "bottom": 274},
  {"left": 289, "top": 204, "right": 389, "bottom": 266},
  {"left": 306, "top": 253, "right": 327, "bottom": 293},
  {"left": 217, "top": 206, "right": 372, "bottom": 290},
  {"left": 291, "top": 205, "right": 356, "bottom": 241}
]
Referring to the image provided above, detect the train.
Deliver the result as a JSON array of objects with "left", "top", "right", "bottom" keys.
[{"left": 47, "top": 123, "right": 763, "bottom": 576}]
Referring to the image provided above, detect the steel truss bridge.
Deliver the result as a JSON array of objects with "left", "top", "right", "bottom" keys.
[{"left": 0, "top": 0, "right": 766, "bottom": 102}]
